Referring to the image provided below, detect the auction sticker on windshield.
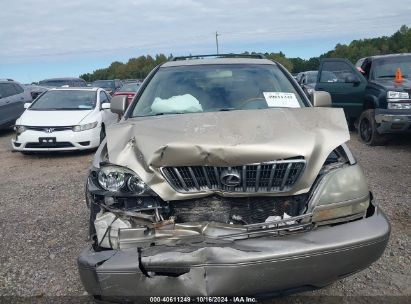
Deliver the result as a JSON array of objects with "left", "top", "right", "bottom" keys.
[{"left": 263, "top": 92, "right": 300, "bottom": 108}]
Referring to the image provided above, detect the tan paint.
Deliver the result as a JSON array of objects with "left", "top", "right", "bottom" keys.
[{"left": 106, "top": 107, "right": 349, "bottom": 201}]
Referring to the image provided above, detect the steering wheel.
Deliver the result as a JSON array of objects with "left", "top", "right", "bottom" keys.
[{"left": 238, "top": 97, "right": 267, "bottom": 108}]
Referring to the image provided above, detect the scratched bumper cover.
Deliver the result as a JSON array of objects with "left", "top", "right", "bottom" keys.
[{"left": 77, "top": 205, "right": 389, "bottom": 297}]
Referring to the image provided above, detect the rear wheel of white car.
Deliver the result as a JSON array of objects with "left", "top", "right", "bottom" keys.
[{"left": 358, "top": 109, "right": 386, "bottom": 146}]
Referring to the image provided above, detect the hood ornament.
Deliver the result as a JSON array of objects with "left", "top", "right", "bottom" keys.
[{"left": 220, "top": 169, "right": 241, "bottom": 187}]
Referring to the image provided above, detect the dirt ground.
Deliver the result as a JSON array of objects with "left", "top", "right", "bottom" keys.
[{"left": 0, "top": 129, "right": 409, "bottom": 301}]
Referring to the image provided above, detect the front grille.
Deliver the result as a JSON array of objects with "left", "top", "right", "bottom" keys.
[
  {"left": 161, "top": 159, "right": 306, "bottom": 193},
  {"left": 168, "top": 195, "right": 308, "bottom": 224},
  {"left": 25, "top": 142, "right": 74, "bottom": 148},
  {"left": 25, "top": 126, "right": 73, "bottom": 132}
]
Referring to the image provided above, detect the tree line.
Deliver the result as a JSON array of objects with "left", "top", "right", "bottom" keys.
[{"left": 80, "top": 25, "right": 411, "bottom": 81}]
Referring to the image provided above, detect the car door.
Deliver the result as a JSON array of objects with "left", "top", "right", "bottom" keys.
[
  {"left": 316, "top": 58, "right": 367, "bottom": 120},
  {"left": 99, "top": 90, "right": 117, "bottom": 126},
  {"left": 0, "top": 83, "right": 22, "bottom": 126}
]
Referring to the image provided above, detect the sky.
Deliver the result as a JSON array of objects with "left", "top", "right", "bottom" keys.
[{"left": 1, "top": 0, "right": 410, "bottom": 83}]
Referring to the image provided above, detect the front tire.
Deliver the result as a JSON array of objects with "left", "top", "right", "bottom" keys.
[{"left": 358, "top": 109, "right": 386, "bottom": 146}]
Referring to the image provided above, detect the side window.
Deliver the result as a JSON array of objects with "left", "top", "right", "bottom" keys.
[
  {"left": 13, "top": 84, "right": 24, "bottom": 94},
  {"left": 99, "top": 91, "right": 109, "bottom": 103},
  {"left": 0, "top": 83, "right": 18, "bottom": 97},
  {"left": 320, "top": 62, "right": 354, "bottom": 83}
]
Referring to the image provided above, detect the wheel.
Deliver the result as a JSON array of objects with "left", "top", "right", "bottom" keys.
[
  {"left": 358, "top": 109, "right": 386, "bottom": 146},
  {"left": 99, "top": 124, "right": 106, "bottom": 143}
]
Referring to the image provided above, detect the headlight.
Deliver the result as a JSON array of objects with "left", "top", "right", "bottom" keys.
[
  {"left": 97, "top": 165, "right": 148, "bottom": 194},
  {"left": 387, "top": 102, "right": 411, "bottom": 110},
  {"left": 387, "top": 91, "right": 409, "bottom": 99},
  {"left": 14, "top": 125, "right": 26, "bottom": 134},
  {"left": 73, "top": 121, "right": 98, "bottom": 132},
  {"left": 310, "top": 164, "right": 370, "bottom": 223}
]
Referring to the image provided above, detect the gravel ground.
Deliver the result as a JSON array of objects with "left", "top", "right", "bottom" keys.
[{"left": 0, "top": 129, "right": 409, "bottom": 300}]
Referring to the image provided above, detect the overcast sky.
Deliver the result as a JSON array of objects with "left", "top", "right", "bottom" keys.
[{"left": 1, "top": 0, "right": 410, "bottom": 83}]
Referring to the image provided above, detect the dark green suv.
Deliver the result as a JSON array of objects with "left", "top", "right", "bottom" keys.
[{"left": 316, "top": 54, "right": 411, "bottom": 145}]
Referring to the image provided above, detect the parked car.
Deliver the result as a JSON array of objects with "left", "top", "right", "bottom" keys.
[
  {"left": 297, "top": 70, "right": 318, "bottom": 96},
  {"left": 38, "top": 77, "right": 87, "bottom": 88},
  {"left": 24, "top": 84, "right": 48, "bottom": 100},
  {"left": 316, "top": 53, "right": 411, "bottom": 145},
  {"left": 12, "top": 88, "right": 118, "bottom": 152},
  {"left": 78, "top": 54, "right": 389, "bottom": 301},
  {"left": 91, "top": 79, "right": 122, "bottom": 95},
  {"left": 0, "top": 79, "right": 32, "bottom": 129},
  {"left": 112, "top": 82, "right": 141, "bottom": 106}
]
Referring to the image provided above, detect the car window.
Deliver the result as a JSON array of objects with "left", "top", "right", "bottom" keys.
[
  {"left": 39, "top": 79, "right": 74, "bottom": 87},
  {"left": 0, "top": 83, "right": 18, "bottom": 98},
  {"left": 120, "top": 83, "right": 140, "bottom": 92},
  {"left": 371, "top": 55, "right": 411, "bottom": 80},
  {"left": 320, "top": 62, "right": 353, "bottom": 83},
  {"left": 99, "top": 91, "right": 109, "bottom": 103},
  {"left": 13, "top": 84, "right": 24, "bottom": 94},
  {"left": 30, "top": 90, "right": 97, "bottom": 110},
  {"left": 132, "top": 64, "right": 305, "bottom": 117},
  {"left": 92, "top": 80, "right": 115, "bottom": 89}
]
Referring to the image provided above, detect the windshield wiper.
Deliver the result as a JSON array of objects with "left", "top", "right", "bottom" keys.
[
  {"left": 378, "top": 75, "right": 408, "bottom": 78},
  {"left": 217, "top": 108, "right": 236, "bottom": 111},
  {"left": 153, "top": 112, "right": 186, "bottom": 116}
]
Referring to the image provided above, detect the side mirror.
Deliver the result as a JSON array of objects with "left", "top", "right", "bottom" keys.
[
  {"left": 345, "top": 74, "right": 360, "bottom": 84},
  {"left": 24, "top": 103, "right": 31, "bottom": 109},
  {"left": 101, "top": 103, "right": 111, "bottom": 110},
  {"left": 312, "top": 91, "right": 332, "bottom": 107},
  {"left": 110, "top": 95, "right": 127, "bottom": 115}
]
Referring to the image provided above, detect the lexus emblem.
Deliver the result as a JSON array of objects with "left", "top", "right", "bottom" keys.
[
  {"left": 44, "top": 128, "right": 55, "bottom": 133},
  {"left": 220, "top": 170, "right": 241, "bottom": 187}
]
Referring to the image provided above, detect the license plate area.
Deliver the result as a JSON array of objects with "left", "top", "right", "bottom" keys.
[{"left": 39, "top": 137, "right": 56, "bottom": 145}]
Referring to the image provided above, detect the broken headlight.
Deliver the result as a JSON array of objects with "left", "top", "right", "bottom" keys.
[
  {"left": 310, "top": 164, "right": 369, "bottom": 224},
  {"left": 97, "top": 165, "right": 148, "bottom": 194}
]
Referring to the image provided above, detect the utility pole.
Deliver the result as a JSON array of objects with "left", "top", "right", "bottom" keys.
[{"left": 215, "top": 31, "right": 219, "bottom": 54}]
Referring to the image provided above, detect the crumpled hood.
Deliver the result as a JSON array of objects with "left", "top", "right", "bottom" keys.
[
  {"left": 20, "top": 109, "right": 93, "bottom": 126},
  {"left": 106, "top": 108, "right": 349, "bottom": 200}
]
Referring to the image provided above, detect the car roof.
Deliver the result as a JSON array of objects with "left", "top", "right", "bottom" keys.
[
  {"left": 48, "top": 87, "right": 100, "bottom": 91},
  {"left": 368, "top": 53, "right": 411, "bottom": 60},
  {"left": 40, "top": 77, "right": 85, "bottom": 81},
  {"left": 162, "top": 57, "right": 276, "bottom": 67}
]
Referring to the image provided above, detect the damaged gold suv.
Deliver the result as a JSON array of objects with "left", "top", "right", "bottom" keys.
[{"left": 78, "top": 54, "right": 390, "bottom": 300}]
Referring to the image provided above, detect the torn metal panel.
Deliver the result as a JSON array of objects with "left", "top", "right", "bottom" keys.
[
  {"left": 106, "top": 107, "right": 349, "bottom": 201},
  {"left": 78, "top": 206, "right": 389, "bottom": 297}
]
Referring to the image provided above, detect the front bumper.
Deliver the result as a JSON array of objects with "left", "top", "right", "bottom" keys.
[
  {"left": 12, "top": 127, "right": 101, "bottom": 151},
  {"left": 78, "top": 204, "right": 390, "bottom": 299},
  {"left": 375, "top": 109, "right": 411, "bottom": 134}
]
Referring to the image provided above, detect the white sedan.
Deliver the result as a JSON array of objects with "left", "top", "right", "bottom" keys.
[{"left": 12, "top": 87, "right": 118, "bottom": 152}]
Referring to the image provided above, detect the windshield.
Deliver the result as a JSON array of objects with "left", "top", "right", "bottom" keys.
[
  {"left": 92, "top": 80, "right": 115, "bottom": 89},
  {"left": 372, "top": 56, "right": 411, "bottom": 79},
  {"left": 131, "top": 64, "right": 305, "bottom": 117},
  {"left": 29, "top": 90, "right": 97, "bottom": 111},
  {"left": 120, "top": 83, "right": 140, "bottom": 92},
  {"left": 39, "top": 79, "right": 73, "bottom": 87}
]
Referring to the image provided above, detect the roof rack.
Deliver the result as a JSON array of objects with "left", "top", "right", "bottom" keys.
[{"left": 170, "top": 53, "right": 266, "bottom": 61}]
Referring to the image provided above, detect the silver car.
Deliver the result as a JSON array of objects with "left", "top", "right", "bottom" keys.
[
  {"left": 78, "top": 54, "right": 390, "bottom": 301},
  {"left": 0, "top": 79, "right": 32, "bottom": 129}
]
